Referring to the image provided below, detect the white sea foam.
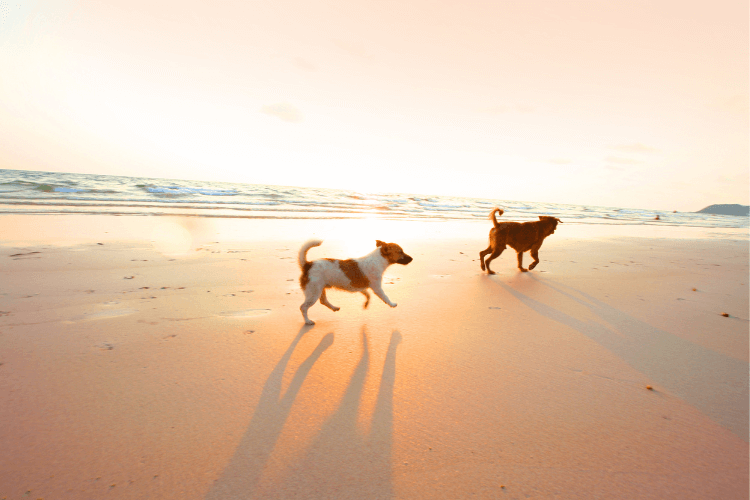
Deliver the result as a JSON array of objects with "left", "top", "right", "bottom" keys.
[{"left": 0, "top": 168, "right": 747, "bottom": 229}]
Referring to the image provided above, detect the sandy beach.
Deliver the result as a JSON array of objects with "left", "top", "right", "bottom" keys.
[{"left": 0, "top": 215, "right": 747, "bottom": 499}]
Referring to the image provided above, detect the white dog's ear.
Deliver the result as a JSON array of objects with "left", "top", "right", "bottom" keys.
[{"left": 376, "top": 240, "right": 385, "bottom": 247}]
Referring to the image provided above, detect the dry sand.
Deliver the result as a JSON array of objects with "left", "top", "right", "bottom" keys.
[{"left": 0, "top": 215, "right": 747, "bottom": 499}]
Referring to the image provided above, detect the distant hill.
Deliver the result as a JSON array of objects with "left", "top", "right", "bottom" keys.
[{"left": 696, "top": 204, "right": 750, "bottom": 216}]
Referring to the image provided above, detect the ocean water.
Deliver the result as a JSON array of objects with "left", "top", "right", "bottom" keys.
[{"left": 0, "top": 169, "right": 747, "bottom": 229}]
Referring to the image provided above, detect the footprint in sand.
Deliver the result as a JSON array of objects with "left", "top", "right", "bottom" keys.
[
  {"left": 78, "top": 308, "right": 138, "bottom": 321},
  {"left": 217, "top": 309, "right": 271, "bottom": 318},
  {"left": 9, "top": 251, "right": 41, "bottom": 259}
]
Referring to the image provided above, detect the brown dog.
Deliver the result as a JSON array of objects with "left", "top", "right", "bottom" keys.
[{"left": 479, "top": 208, "right": 561, "bottom": 274}]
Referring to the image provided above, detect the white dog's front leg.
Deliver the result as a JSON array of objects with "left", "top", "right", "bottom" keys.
[{"left": 371, "top": 284, "right": 397, "bottom": 308}]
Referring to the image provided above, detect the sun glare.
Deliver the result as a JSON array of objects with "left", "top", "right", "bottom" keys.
[{"left": 315, "top": 215, "right": 436, "bottom": 258}]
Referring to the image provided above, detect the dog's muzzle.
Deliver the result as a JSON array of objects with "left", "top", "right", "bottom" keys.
[{"left": 397, "top": 255, "right": 413, "bottom": 265}]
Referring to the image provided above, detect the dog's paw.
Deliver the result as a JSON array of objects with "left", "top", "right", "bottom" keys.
[
  {"left": 487, "top": 270, "right": 495, "bottom": 275},
  {"left": 529, "top": 263, "right": 538, "bottom": 270},
  {"left": 305, "top": 319, "right": 315, "bottom": 325},
  {"left": 389, "top": 302, "right": 398, "bottom": 308},
  {"left": 520, "top": 268, "right": 529, "bottom": 272},
  {"left": 332, "top": 306, "right": 340, "bottom": 312}
]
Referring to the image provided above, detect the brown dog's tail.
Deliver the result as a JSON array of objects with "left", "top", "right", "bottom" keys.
[
  {"left": 298, "top": 239, "right": 323, "bottom": 269},
  {"left": 489, "top": 208, "right": 504, "bottom": 228}
]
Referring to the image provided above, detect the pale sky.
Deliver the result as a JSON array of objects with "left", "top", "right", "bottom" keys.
[{"left": 0, "top": 0, "right": 747, "bottom": 211}]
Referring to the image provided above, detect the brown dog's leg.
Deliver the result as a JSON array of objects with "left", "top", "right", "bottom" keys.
[
  {"left": 479, "top": 245, "right": 493, "bottom": 271},
  {"left": 528, "top": 244, "right": 542, "bottom": 270},
  {"left": 516, "top": 251, "right": 528, "bottom": 272},
  {"left": 484, "top": 246, "right": 505, "bottom": 274}
]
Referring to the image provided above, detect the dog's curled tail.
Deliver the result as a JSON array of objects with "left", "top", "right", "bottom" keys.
[
  {"left": 298, "top": 239, "right": 323, "bottom": 269},
  {"left": 489, "top": 208, "right": 504, "bottom": 228}
]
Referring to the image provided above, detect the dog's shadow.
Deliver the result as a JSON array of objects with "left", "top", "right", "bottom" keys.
[
  {"left": 482, "top": 274, "right": 749, "bottom": 442},
  {"left": 206, "top": 326, "right": 401, "bottom": 499},
  {"left": 268, "top": 327, "right": 401, "bottom": 499},
  {"left": 205, "top": 325, "right": 330, "bottom": 499}
]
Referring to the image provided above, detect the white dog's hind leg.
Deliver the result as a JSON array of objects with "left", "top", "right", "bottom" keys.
[
  {"left": 300, "top": 283, "right": 323, "bottom": 325},
  {"left": 319, "top": 289, "right": 340, "bottom": 312}
]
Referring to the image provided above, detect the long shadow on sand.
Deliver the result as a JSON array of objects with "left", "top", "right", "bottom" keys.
[
  {"left": 206, "top": 327, "right": 400, "bottom": 499},
  {"left": 205, "top": 325, "right": 333, "bottom": 499},
  {"left": 483, "top": 275, "right": 749, "bottom": 442},
  {"left": 265, "top": 328, "right": 401, "bottom": 500}
]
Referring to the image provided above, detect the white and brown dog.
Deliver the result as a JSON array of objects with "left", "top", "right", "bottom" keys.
[{"left": 298, "top": 239, "right": 413, "bottom": 325}]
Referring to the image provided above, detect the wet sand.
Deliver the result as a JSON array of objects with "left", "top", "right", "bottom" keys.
[{"left": 0, "top": 215, "right": 747, "bottom": 499}]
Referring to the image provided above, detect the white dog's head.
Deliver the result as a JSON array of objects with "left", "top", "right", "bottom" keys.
[{"left": 376, "top": 240, "right": 413, "bottom": 265}]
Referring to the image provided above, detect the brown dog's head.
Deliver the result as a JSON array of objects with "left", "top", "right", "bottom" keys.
[
  {"left": 538, "top": 216, "right": 562, "bottom": 236},
  {"left": 376, "top": 240, "right": 413, "bottom": 265}
]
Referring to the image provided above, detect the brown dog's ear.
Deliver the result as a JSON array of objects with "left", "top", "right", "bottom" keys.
[{"left": 376, "top": 240, "right": 385, "bottom": 247}]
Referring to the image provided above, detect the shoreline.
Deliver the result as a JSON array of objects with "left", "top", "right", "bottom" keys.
[
  {"left": 1, "top": 214, "right": 747, "bottom": 499},
  {"left": 0, "top": 213, "right": 747, "bottom": 247},
  {"left": 3, "top": 170, "right": 749, "bottom": 231}
]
